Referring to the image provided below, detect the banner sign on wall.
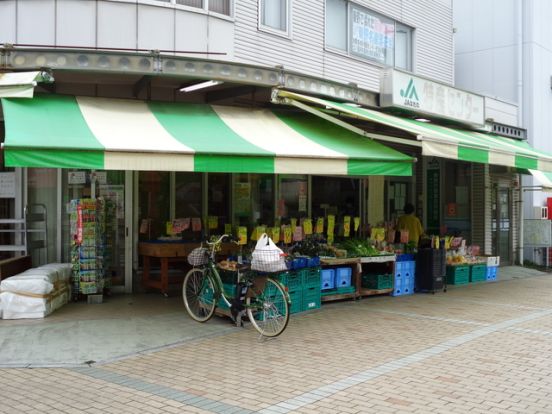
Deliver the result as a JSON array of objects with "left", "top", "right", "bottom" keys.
[
  {"left": 381, "top": 69, "right": 485, "bottom": 126},
  {"left": 350, "top": 5, "right": 394, "bottom": 65}
]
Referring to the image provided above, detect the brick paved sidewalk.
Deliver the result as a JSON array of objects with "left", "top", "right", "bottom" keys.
[{"left": 1, "top": 272, "right": 552, "bottom": 414}]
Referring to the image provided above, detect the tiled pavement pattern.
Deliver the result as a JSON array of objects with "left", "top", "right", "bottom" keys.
[{"left": 1, "top": 273, "right": 552, "bottom": 413}]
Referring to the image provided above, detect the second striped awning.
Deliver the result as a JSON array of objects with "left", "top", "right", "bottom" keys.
[
  {"left": 276, "top": 90, "right": 552, "bottom": 173},
  {"left": 1, "top": 94, "right": 413, "bottom": 176}
]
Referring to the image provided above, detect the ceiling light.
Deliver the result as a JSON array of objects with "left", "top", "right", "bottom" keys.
[
  {"left": 179, "top": 80, "right": 223, "bottom": 93},
  {"left": 415, "top": 118, "right": 431, "bottom": 123}
]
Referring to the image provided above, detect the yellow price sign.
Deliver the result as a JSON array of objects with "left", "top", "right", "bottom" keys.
[
  {"left": 354, "top": 217, "right": 360, "bottom": 232},
  {"left": 343, "top": 216, "right": 351, "bottom": 238},
  {"left": 283, "top": 225, "right": 292, "bottom": 244},
  {"left": 303, "top": 219, "right": 313, "bottom": 235},
  {"left": 316, "top": 218, "right": 324, "bottom": 234},
  {"left": 327, "top": 214, "right": 335, "bottom": 236},
  {"left": 224, "top": 223, "right": 233, "bottom": 235},
  {"left": 166, "top": 222, "right": 175, "bottom": 236},
  {"left": 208, "top": 216, "right": 218, "bottom": 230},
  {"left": 238, "top": 226, "right": 248, "bottom": 245},
  {"left": 272, "top": 226, "right": 281, "bottom": 242}
]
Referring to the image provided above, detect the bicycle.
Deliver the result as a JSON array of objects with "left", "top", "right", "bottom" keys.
[{"left": 182, "top": 234, "right": 291, "bottom": 337}]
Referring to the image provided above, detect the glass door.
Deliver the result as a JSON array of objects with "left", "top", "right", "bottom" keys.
[{"left": 492, "top": 187, "right": 511, "bottom": 264}]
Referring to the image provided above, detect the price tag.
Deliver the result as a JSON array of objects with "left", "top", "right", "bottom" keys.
[
  {"left": 272, "top": 226, "right": 281, "bottom": 242},
  {"left": 224, "top": 223, "right": 233, "bottom": 235},
  {"left": 283, "top": 225, "right": 292, "bottom": 244},
  {"left": 293, "top": 226, "right": 303, "bottom": 241},
  {"left": 327, "top": 215, "right": 335, "bottom": 236},
  {"left": 354, "top": 217, "right": 360, "bottom": 232},
  {"left": 316, "top": 218, "right": 324, "bottom": 234},
  {"left": 343, "top": 216, "right": 351, "bottom": 237},
  {"left": 238, "top": 226, "right": 248, "bottom": 245},
  {"left": 303, "top": 219, "right": 313, "bottom": 235},
  {"left": 208, "top": 216, "right": 218, "bottom": 229}
]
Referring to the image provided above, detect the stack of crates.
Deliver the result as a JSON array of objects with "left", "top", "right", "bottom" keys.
[
  {"left": 301, "top": 267, "right": 321, "bottom": 311},
  {"left": 278, "top": 271, "right": 303, "bottom": 314},
  {"left": 361, "top": 273, "right": 393, "bottom": 289},
  {"left": 469, "top": 264, "right": 487, "bottom": 283},
  {"left": 392, "top": 260, "right": 415, "bottom": 296},
  {"left": 485, "top": 256, "right": 499, "bottom": 282},
  {"left": 446, "top": 265, "right": 469, "bottom": 285},
  {"left": 321, "top": 267, "right": 355, "bottom": 296}
]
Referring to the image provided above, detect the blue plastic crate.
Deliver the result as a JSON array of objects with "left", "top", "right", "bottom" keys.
[
  {"left": 392, "top": 261, "right": 415, "bottom": 297},
  {"left": 396, "top": 253, "right": 415, "bottom": 262},
  {"left": 307, "top": 256, "right": 321, "bottom": 267},
  {"left": 335, "top": 267, "right": 352, "bottom": 288},
  {"left": 486, "top": 266, "right": 498, "bottom": 281},
  {"left": 321, "top": 269, "right": 335, "bottom": 290},
  {"left": 290, "top": 257, "right": 308, "bottom": 270}
]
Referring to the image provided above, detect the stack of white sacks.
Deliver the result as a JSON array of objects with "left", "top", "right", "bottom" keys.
[{"left": 0, "top": 263, "right": 72, "bottom": 319}]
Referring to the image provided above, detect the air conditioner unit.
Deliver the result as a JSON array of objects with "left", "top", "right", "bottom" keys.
[{"left": 532, "top": 206, "right": 548, "bottom": 219}]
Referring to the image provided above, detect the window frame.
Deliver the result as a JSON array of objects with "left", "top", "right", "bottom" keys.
[
  {"left": 324, "top": 0, "right": 413, "bottom": 71},
  {"left": 258, "top": 0, "right": 292, "bottom": 39},
  {"left": 124, "top": 0, "right": 234, "bottom": 19}
]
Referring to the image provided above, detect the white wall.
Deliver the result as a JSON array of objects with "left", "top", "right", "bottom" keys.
[
  {"left": 0, "top": 0, "right": 453, "bottom": 92},
  {"left": 453, "top": 0, "right": 519, "bottom": 103},
  {"left": 234, "top": 0, "right": 454, "bottom": 91},
  {"left": 454, "top": 0, "right": 552, "bottom": 210},
  {"left": 0, "top": 0, "right": 235, "bottom": 58}
]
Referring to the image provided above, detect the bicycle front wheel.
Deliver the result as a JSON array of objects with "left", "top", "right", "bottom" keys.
[
  {"left": 183, "top": 267, "right": 217, "bottom": 322},
  {"left": 246, "top": 277, "right": 290, "bottom": 337}
]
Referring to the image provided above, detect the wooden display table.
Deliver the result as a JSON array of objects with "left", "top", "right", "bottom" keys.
[
  {"left": 139, "top": 241, "right": 238, "bottom": 296},
  {"left": 320, "top": 255, "right": 396, "bottom": 302}
]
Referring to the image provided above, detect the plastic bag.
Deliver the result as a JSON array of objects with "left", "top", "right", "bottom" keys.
[{"left": 251, "top": 233, "right": 287, "bottom": 273}]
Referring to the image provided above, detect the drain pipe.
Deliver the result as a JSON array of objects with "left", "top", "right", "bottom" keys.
[{"left": 517, "top": 0, "right": 525, "bottom": 265}]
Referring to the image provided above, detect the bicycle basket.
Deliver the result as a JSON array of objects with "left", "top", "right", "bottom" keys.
[
  {"left": 251, "top": 249, "right": 287, "bottom": 273},
  {"left": 188, "top": 247, "right": 209, "bottom": 266}
]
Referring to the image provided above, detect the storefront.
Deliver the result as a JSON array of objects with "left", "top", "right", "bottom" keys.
[{"left": 1, "top": 92, "right": 414, "bottom": 294}]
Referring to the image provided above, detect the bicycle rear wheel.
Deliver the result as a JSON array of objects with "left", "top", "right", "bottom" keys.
[
  {"left": 183, "top": 268, "right": 217, "bottom": 322},
  {"left": 246, "top": 277, "right": 290, "bottom": 337}
]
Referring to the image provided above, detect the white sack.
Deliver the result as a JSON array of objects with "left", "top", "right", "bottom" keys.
[
  {"left": 0, "top": 291, "right": 51, "bottom": 315},
  {"left": 0, "top": 275, "right": 54, "bottom": 295},
  {"left": 39, "top": 263, "right": 71, "bottom": 282}
]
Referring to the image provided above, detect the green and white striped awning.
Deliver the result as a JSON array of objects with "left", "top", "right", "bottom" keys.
[
  {"left": 1, "top": 94, "right": 413, "bottom": 176},
  {"left": 277, "top": 91, "right": 552, "bottom": 173}
]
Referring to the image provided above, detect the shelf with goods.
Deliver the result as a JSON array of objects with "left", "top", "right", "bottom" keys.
[
  {"left": 358, "top": 255, "right": 396, "bottom": 298},
  {"left": 68, "top": 198, "right": 107, "bottom": 300}
]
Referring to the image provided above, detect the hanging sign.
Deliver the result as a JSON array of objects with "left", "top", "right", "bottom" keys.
[
  {"left": 237, "top": 226, "right": 248, "bottom": 245},
  {"left": 303, "top": 219, "right": 313, "bottom": 235},
  {"left": 68, "top": 171, "right": 86, "bottom": 185},
  {"left": 272, "top": 226, "right": 281, "bottom": 242},
  {"left": 327, "top": 215, "right": 335, "bottom": 237},
  {"left": 354, "top": 217, "right": 361, "bottom": 232},
  {"left": 76, "top": 204, "right": 83, "bottom": 245},
  {"left": 208, "top": 216, "right": 218, "bottom": 230},
  {"left": 283, "top": 225, "right": 292, "bottom": 244},
  {"left": 316, "top": 218, "right": 324, "bottom": 234},
  {"left": 343, "top": 216, "right": 351, "bottom": 237},
  {"left": 224, "top": 223, "right": 233, "bottom": 235},
  {"left": 293, "top": 226, "right": 303, "bottom": 242}
]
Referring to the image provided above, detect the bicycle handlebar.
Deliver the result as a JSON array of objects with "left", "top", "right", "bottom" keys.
[{"left": 205, "top": 234, "right": 239, "bottom": 246}]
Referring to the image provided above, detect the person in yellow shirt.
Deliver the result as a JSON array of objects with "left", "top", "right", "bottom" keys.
[{"left": 396, "top": 203, "right": 424, "bottom": 246}]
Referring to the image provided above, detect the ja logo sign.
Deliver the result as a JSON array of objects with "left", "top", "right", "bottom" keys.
[{"left": 400, "top": 78, "right": 420, "bottom": 108}]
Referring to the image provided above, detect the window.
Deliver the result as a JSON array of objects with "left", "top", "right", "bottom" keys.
[
  {"left": 259, "top": 0, "right": 289, "bottom": 34},
  {"left": 325, "top": 0, "right": 413, "bottom": 70},
  {"left": 174, "top": 0, "right": 232, "bottom": 16},
  {"left": 395, "top": 23, "right": 412, "bottom": 71}
]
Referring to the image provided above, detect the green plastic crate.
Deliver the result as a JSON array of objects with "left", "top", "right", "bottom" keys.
[
  {"left": 321, "top": 285, "right": 356, "bottom": 296},
  {"left": 470, "top": 264, "right": 487, "bottom": 283},
  {"left": 277, "top": 270, "right": 302, "bottom": 291},
  {"left": 288, "top": 289, "right": 302, "bottom": 314},
  {"left": 446, "top": 265, "right": 469, "bottom": 285},
  {"left": 361, "top": 273, "right": 393, "bottom": 290},
  {"left": 302, "top": 286, "right": 321, "bottom": 311},
  {"left": 301, "top": 268, "right": 321, "bottom": 288}
]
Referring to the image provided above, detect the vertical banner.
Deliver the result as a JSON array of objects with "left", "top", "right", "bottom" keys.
[{"left": 426, "top": 164, "right": 441, "bottom": 234}]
